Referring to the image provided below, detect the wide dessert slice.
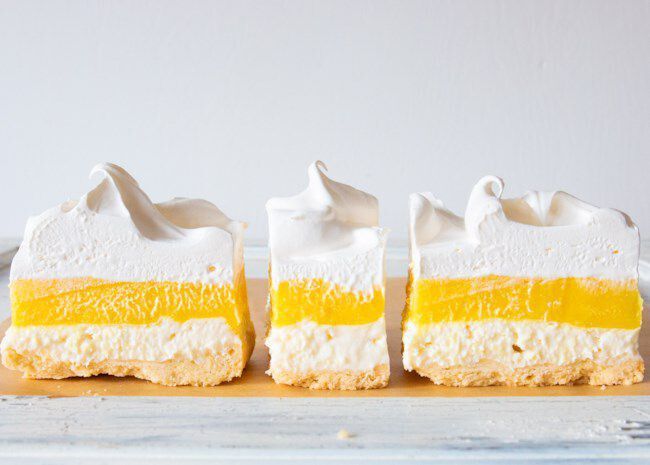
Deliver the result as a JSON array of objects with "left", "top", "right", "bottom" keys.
[
  {"left": 1, "top": 163, "right": 255, "bottom": 386},
  {"left": 265, "top": 161, "right": 389, "bottom": 390},
  {"left": 403, "top": 176, "right": 643, "bottom": 386}
]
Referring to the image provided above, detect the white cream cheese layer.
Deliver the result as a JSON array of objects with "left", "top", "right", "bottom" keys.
[
  {"left": 403, "top": 320, "right": 641, "bottom": 371},
  {"left": 266, "top": 161, "right": 387, "bottom": 292},
  {"left": 409, "top": 176, "right": 640, "bottom": 281},
  {"left": 266, "top": 319, "right": 389, "bottom": 373},
  {"left": 1, "top": 318, "right": 241, "bottom": 365},
  {"left": 11, "top": 163, "right": 245, "bottom": 285}
]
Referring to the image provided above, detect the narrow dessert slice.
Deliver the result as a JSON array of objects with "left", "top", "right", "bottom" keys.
[
  {"left": 1, "top": 163, "right": 255, "bottom": 386},
  {"left": 403, "top": 176, "right": 643, "bottom": 386},
  {"left": 265, "top": 161, "right": 389, "bottom": 390}
]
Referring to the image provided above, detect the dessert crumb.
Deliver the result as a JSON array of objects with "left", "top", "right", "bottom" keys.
[
  {"left": 600, "top": 385, "right": 607, "bottom": 391},
  {"left": 337, "top": 429, "right": 354, "bottom": 440}
]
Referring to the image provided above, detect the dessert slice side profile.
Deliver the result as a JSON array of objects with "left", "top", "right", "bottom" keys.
[
  {"left": 1, "top": 163, "right": 255, "bottom": 386},
  {"left": 265, "top": 161, "right": 390, "bottom": 390},
  {"left": 403, "top": 176, "right": 643, "bottom": 386}
]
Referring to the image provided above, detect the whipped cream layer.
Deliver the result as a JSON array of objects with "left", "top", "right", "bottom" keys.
[
  {"left": 403, "top": 320, "right": 640, "bottom": 371},
  {"left": 266, "top": 319, "right": 389, "bottom": 373},
  {"left": 409, "top": 176, "right": 639, "bottom": 281},
  {"left": 1, "top": 317, "right": 241, "bottom": 365},
  {"left": 11, "top": 163, "right": 245, "bottom": 284},
  {"left": 267, "top": 161, "right": 387, "bottom": 292}
]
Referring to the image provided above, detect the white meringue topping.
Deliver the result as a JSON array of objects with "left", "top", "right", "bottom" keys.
[
  {"left": 410, "top": 176, "right": 639, "bottom": 280},
  {"left": 11, "top": 163, "right": 245, "bottom": 284},
  {"left": 266, "top": 161, "right": 388, "bottom": 291}
]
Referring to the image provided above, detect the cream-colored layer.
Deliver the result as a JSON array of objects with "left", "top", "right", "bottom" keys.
[
  {"left": 266, "top": 318, "right": 389, "bottom": 373},
  {"left": 402, "top": 320, "right": 640, "bottom": 371},
  {"left": 0, "top": 317, "right": 241, "bottom": 365}
]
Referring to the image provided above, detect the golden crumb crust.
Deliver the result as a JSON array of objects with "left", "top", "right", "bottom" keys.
[
  {"left": 2, "top": 344, "right": 251, "bottom": 387},
  {"left": 269, "top": 364, "right": 390, "bottom": 390},
  {"left": 410, "top": 358, "right": 644, "bottom": 387}
]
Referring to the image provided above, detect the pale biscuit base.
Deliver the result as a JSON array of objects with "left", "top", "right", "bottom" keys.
[
  {"left": 411, "top": 358, "right": 644, "bottom": 387},
  {"left": 270, "top": 364, "right": 390, "bottom": 390},
  {"left": 2, "top": 345, "right": 247, "bottom": 387}
]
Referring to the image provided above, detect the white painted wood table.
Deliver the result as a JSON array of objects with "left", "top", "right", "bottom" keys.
[{"left": 1, "top": 241, "right": 650, "bottom": 464}]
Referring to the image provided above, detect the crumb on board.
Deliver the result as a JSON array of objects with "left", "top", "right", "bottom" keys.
[
  {"left": 337, "top": 429, "right": 354, "bottom": 440},
  {"left": 600, "top": 385, "right": 607, "bottom": 391}
]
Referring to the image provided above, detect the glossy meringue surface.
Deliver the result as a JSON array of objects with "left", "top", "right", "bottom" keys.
[
  {"left": 267, "top": 161, "right": 387, "bottom": 291},
  {"left": 409, "top": 175, "right": 639, "bottom": 281},
  {"left": 11, "top": 163, "right": 245, "bottom": 284}
]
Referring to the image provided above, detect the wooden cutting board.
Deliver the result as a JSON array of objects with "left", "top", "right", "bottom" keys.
[{"left": 1, "top": 278, "right": 648, "bottom": 397}]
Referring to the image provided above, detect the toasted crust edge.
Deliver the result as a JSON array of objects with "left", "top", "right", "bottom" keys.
[
  {"left": 269, "top": 364, "right": 390, "bottom": 390},
  {"left": 409, "top": 358, "right": 644, "bottom": 387},
  {"left": 2, "top": 345, "right": 247, "bottom": 387}
]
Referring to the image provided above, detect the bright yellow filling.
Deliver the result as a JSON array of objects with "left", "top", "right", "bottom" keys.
[
  {"left": 10, "top": 273, "right": 258, "bottom": 362},
  {"left": 11, "top": 275, "right": 253, "bottom": 334},
  {"left": 270, "top": 279, "right": 384, "bottom": 326},
  {"left": 404, "top": 275, "right": 642, "bottom": 329}
]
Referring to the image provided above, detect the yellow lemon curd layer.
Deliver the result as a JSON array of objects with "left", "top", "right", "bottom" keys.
[
  {"left": 270, "top": 279, "right": 384, "bottom": 327},
  {"left": 404, "top": 275, "right": 642, "bottom": 330},
  {"left": 10, "top": 275, "right": 254, "bottom": 339}
]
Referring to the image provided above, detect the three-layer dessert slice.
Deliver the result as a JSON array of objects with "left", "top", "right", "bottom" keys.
[
  {"left": 403, "top": 176, "right": 643, "bottom": 386},
  {"left": 265, "top": 161, "right": 390, "bottom": 389},
  {"left": 1, "top": 163, "right": 255, "bottom": 386}
]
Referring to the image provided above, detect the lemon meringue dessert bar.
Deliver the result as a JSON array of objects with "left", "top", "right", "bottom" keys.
[
  {"left": 404, "top": 176, "right": 643, "bottom": 386},
  {"left": 265, "top": 162, "right": 390, "bottom": 390},
  {"left": 1, "top": 163, "right": 255, "bottom": 386}
]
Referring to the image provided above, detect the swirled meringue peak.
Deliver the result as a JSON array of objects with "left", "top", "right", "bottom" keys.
[
  {"left": 11, "top": 163, "right": 245, "bottom": 284},
  {"left": 266, "top": 161, "right": 388, "bottom": 291},
  {"left": 409, "top": 175, "right": 639, "bottom": 280}
]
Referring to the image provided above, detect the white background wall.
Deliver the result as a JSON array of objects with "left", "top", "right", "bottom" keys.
[{"left": 1, "top": 0, "right": 649, "bottom": 244}]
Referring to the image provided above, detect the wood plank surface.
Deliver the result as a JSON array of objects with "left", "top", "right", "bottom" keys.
[{"left": 1, "top": 395, "right": 650, "bottom": 463}]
